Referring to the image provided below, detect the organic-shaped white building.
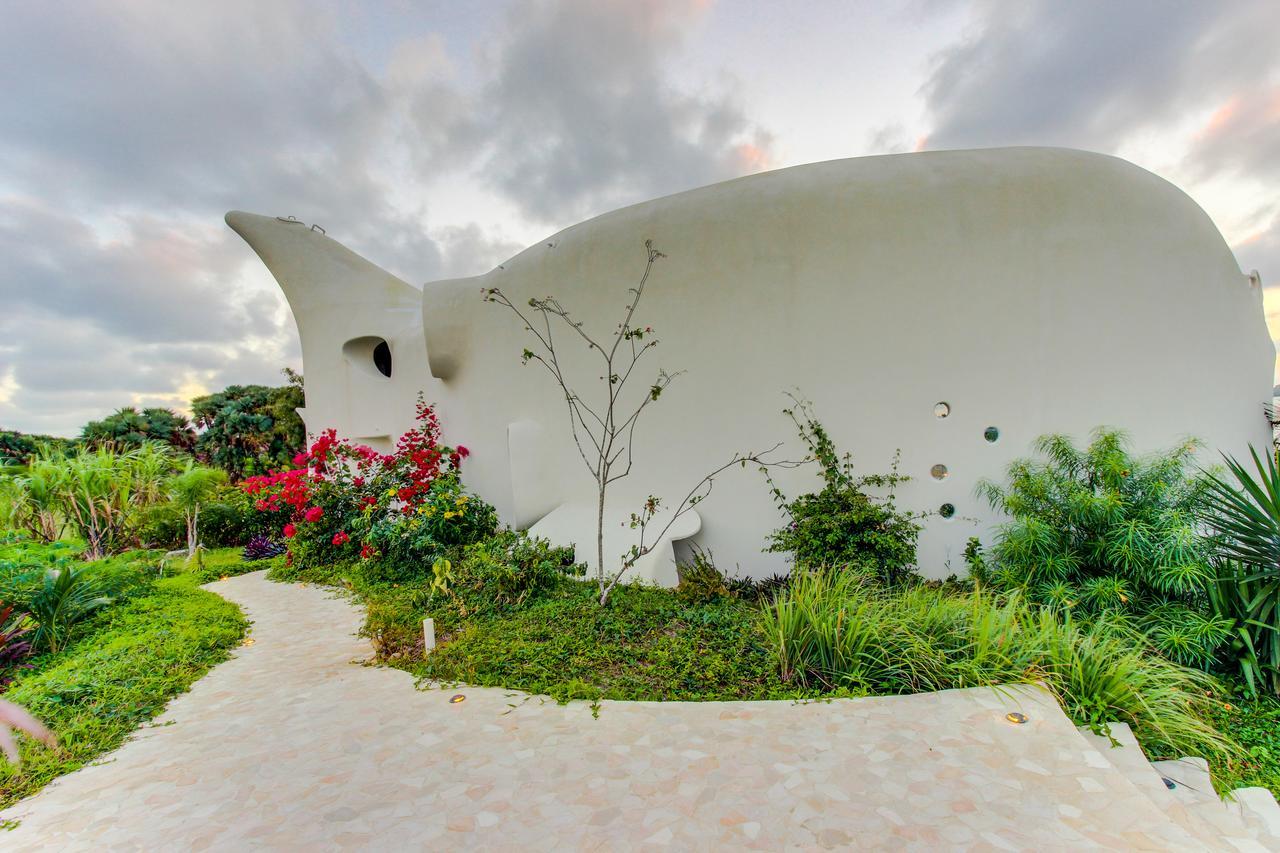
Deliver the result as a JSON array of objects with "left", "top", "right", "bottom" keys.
[{"left": 227, "top": 147, "right": 1274, "bottom": 582}]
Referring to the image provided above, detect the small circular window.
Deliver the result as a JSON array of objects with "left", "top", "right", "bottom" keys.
[
  {"left": 939, "top": 503, "right": 955, "bottom": 519},
  {"left": 934, "top": 402, "right": 951, "bottom": 419},
  {"left": 931, "top": 464, "right": 949, "bottom": 480},
  {"left": 984, "top": 426, "right": 999, "bottom": 443}
]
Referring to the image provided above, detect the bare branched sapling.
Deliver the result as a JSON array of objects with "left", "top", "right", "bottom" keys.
[{"left": 484, "top": 241, "right": 798, "bottom": 604}]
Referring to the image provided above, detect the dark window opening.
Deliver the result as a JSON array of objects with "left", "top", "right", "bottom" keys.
[{"left": 373, "top": 340, "right": 392, "bottom": 378}]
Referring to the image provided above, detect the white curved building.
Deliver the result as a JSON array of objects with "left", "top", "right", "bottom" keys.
[{"left": 227, "top": 147, "right": 1274, "bottom": 582}]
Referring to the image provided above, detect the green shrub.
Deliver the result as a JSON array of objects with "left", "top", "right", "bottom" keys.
[
  {"left": 452, "top": 531, "right": 581, "bottom": 609},
  {"left": 761, "top": 569, "right": 1234, "bottom": 761},
  {"left": 976, "top": 429, "right": 1227, "bottom": 667},
  {"left": 676, "top": 548, "right": 732, "bottom": 603},
  {"left": 357, "top": 475, "right": 499, "bottom": 583},
  {"left": 765, "top": 398, "right": 920, "bottom": 584}
]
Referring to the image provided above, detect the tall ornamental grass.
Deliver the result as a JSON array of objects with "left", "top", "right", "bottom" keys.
[{"left": 762, "top": 570, "right": 1234, "bottom": 761}]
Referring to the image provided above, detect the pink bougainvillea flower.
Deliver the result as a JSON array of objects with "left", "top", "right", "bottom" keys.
[
  {"left": 456, "top": 445, "right": 470, "bottom": 459},
  {"left": 304, "top": 506, "right": 324, "bottom": 523},
  {"left": 292, "top": 451, "right": 309, "bottom": 466},
  {"left": 283, "top": 522, "right": 297, "bottom": 539},
  {"left": 332, "top": 531, "right": 350, "bottom": 546}
]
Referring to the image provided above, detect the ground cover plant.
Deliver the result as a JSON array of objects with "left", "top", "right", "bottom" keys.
[
  {"left": 1207, "top": 692, "right": 1280, "bottom": 797},
  {"left": 0, "top": 541, "right": 248, "bottom": 808}
]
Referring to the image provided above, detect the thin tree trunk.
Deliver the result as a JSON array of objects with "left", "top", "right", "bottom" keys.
[
  {"left": 186, "top": 507, "right": 198, "bottom": 559},
  {"left": 596, "top": 487, "right": 606, "bottom": 604}
]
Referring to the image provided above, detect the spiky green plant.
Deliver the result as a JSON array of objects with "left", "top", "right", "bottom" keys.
[
  {"left": 1201, "top": 446, "right": 1280, "bottom": 695},
  {"left": 975, "top": 429, "right": 1227, "bottom": 667},
  {"left": 22, "top": 566, "right": 114, "bottom": 653},
  {"left": 54, "top": 444, "right": 173, "bottom": 560},
  {"left": 6, "top": 450, "right": 66, "bottom": 542}
]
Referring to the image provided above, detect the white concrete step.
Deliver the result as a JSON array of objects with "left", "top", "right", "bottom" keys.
[
  {"left": 1077, "top": 723, "right": 1177, "bottom": 806},
  {"left": 1236, "top": 788, "right": 1280, "bottom": 843},
  {"left": 1152, "top": 757, "right": 1280, "bottom": 851},
  {"left": 1079, "top": 725, "right": 1239, "bottom": 848},
  {"left": 1155, "top": 757, "right": 1217, "bottom": 804}
]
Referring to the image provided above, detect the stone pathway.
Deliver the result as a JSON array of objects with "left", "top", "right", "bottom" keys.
[{"left": 0, "top": 572, "right": 1251, "bottom": 850}]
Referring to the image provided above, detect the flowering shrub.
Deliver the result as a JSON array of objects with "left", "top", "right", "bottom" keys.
[{"left": 241, "top": 398, "right": 490, "bottom": 578}]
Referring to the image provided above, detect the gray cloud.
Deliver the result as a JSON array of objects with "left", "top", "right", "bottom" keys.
[
  {"left": 460, "top": 0, "right": 775, "bottom": 223},
  {"left": 921, "top": 1, "right": 1278, "bottom": 154},
  {"left": 0, "top": 0, "right": 775, "bottom": 434}
]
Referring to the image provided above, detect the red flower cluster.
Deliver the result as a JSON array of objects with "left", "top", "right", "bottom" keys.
[{"left": 241, "top": 398, "right": 469, "bottom": 565}]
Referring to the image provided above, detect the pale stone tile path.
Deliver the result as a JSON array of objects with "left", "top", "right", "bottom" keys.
[{"left": 0, "top": 572, "right": 1245, "bottom": 850}]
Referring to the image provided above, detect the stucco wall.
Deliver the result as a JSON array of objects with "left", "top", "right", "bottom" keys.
[{"left": 229, "top": 146, "right": 1274, "bottom": 581}]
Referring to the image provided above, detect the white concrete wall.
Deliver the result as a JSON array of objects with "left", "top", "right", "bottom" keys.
[{"left": 230, "top": 147, "right": 1275, "bottom": 581}]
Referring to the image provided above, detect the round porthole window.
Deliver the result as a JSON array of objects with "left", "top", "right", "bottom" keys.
[
  {"left": 934, "top": 402, "right": 951, "bottom": 419},
  {"left": 984, "top": 426, "right": 1000, "bottom": 443},
  {"left": 931, "top": 464, "right": 949, "bottom": 480},
  {"left": 939, "top": 503, "right": 955, "bottom": 519}
]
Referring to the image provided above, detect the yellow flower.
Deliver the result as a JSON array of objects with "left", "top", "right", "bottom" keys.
[{"left": 443, "top": 510, "right": 456, "bottom": 519}]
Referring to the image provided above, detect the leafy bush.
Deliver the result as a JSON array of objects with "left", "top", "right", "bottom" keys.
[
  {"left": 133, "top": 485, "right": 269, "bottom": 549},
  {"left": 676, "top": 548, "right": 732, "bottom": 603},
  {"left": 449, "top": 530, "right": 580, "bottom": 609},
  {"left": 1202, "top": 445, "right": 1280, "bottom": 695},
  {"left": 761, "top": 569, "right": 1233, "bottom": 761},
  {"left": 360, "top": 475, "right": 498, "bottom": 579},
  {"left": 190, "top": 375, "right": 306, "bottom": 479},
  {"left": 765, "top": 398, "right": 920, "bottom": 584},
  {"left": 976, "top": 429, "right": 1227, "bottom": 666}
]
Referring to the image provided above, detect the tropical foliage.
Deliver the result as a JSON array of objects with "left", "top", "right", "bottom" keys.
[
  {"left": 243, "top": 397, "right": 485, "bottom": 579},
  {"left": 974, "top": 429, "right": 1229, "bottom": 667},
  {"left": 165, "top": 462, "right": 229, "bottom": 558},
  {"left": 81, "top": 407, "right": 195, "bottom": 451},
  {"left": 191, "top": 373, "right": 306, "bottom": 479},
  {"left": 1202, "top": 446, "right": 1280, "bottom": 695}
]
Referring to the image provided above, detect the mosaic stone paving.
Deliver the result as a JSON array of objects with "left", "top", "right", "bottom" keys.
[{"left": 0, "top": 571, "right": 1253, "bottom": 850}]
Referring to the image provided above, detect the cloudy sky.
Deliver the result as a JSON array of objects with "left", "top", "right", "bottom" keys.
[{"left": 2, "top": 0, "right": 1278, "bottom": 436}]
